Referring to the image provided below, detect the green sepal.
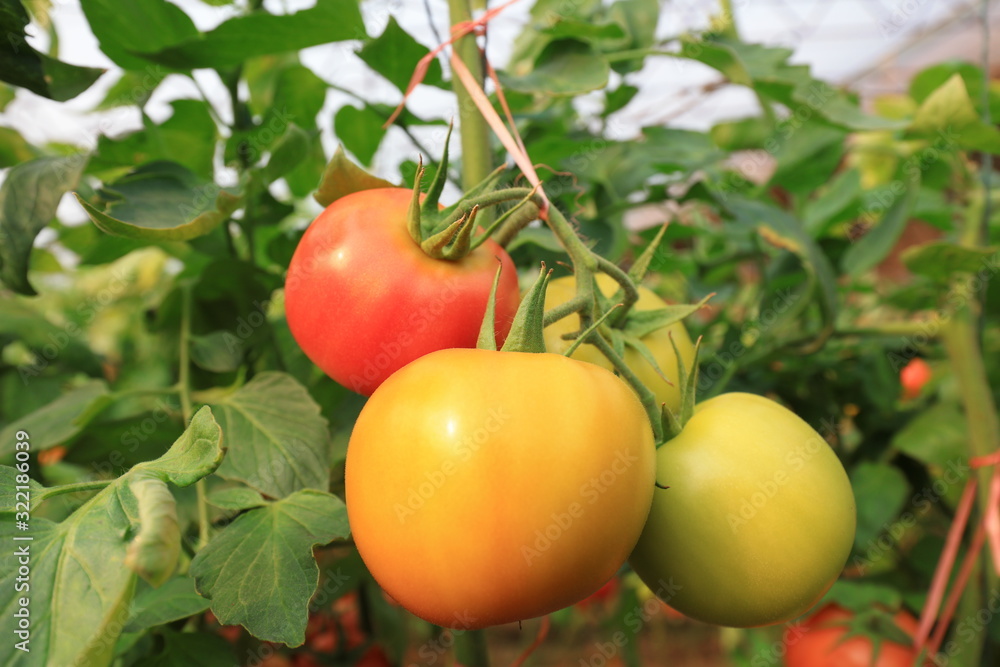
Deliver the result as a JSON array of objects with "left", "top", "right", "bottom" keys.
[
  {"left": 421, "top": 120, "right": 453, "bottom": 215},
  {"left": 420, "top": 206, "right": 479, "bottom": 260},
  {"left": 476, "top": 263, "right": 503, "bottom": 351},
  {"left": 628, "top": 223, "right": 669, "bottom": 283},
  {"left": 501, "top": 264, "right": 550, "bottom": 354},
  {"left": 314, "top": 145, "right": 395, "bottom": 208},
  {"left": 660, "top": 335, "right": 702, "bottom": 443},
  {"left": 471, "top": 189, "right": 539, "bottom": 251},
  {"left": 563, "top": 304, "right": 622, "bottom": 357},
  {"left": 622, "top": 333, "right": 671, "bottom": 384},
  {"left": 623, "top": 294, "right": 714, "bottom": 339},
  {"left": 407, "top": 160, "right": 425, "bottom": 244}
]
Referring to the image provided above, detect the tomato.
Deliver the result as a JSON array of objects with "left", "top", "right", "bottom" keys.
[
  {"left": 346, "top": 348, "right": 656, "bottom": 628},
  {"left": 356, "top": 646, "right": 392, "bottom": 666},
  {"left": 285, "top": 188, "right": 520, "bottom": 395},
  {"left": 543, "top": 274, "right": 695, "bottom": 414},
  {"left": 628, "top": 392, "right": 856, "bottom": 627},
  {"left": 900, "top": 357, "right": 931, "bottom": 400},
  {"left": 576, "top": 577, "right": 620, "bottom": 608},
  {"left": 784, "top": 604, "right": 923, "bottom": 667}
]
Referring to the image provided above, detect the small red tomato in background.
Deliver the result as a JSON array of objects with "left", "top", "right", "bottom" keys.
[
  {"left": 356, "top": 646, "right": 392, "bottom": 666},
  {"left": 284, "top": 188, "right": 520, "bottom": 395},
  {"left": 784, "top": 604, "right": 924, "bottom": 667},
  {"left": 900, "top": 358, "right": 932, "bottom": 399}
]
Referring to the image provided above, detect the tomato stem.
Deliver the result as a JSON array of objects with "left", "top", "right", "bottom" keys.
[{"left": 178, "top": 285, "right": 211, "bottom": 552}]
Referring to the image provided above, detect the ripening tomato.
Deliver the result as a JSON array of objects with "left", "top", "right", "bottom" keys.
[
  {"left": 285, "top": 188, "right": 520, "bottom": 395},
  {"left": 346, "top": 348, "right": 656, "bottom": 628},
  {"left": 543, "top": 274, "right": 695, "bottom": 414},
  {"left": 629, "top": 392, "right": 856, "bottom": 627},
  {"left": 900, "top": 357, "right": 931, "bottom": 400},
  {"left": 784, "top": 604, "right": 923, "bottom": 667}
]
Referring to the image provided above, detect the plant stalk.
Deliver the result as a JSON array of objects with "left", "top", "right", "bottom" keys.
[{"left": 447, "top": 0, "right": 493, "bottom": 191}]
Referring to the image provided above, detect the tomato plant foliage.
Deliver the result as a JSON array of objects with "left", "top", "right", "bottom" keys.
[{"left": 0, "top": 0, "right": 999, "bottom": 665}]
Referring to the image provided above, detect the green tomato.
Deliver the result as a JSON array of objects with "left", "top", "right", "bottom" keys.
[
  {"left": 543, "top": 274, "right": 695, "bottom": 414},
  {"left": 629, "top": 392, "right": 856, "bottom": 627}
]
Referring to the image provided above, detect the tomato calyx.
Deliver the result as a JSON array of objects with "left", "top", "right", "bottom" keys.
[
  {"left": 660, "top": 335, "right": 702, "bottom": 442},
  {"left": 479, "top": 263, "right": 550, "bottom": 354}
]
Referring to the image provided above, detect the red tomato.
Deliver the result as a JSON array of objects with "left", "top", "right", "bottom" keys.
[
  {"left": 784, "top": 604, "right": 923, "bottom": 667},
  {"left": 356, "top": 646, "right": 392, "bottom": 666},
  {"left": 285, "top": 188, "right": 520, "bottom": 395},
  {"left": 900, "top": 358, "right": 931, "bottom": 399}
]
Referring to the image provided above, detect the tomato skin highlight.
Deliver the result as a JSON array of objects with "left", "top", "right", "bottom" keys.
[
  {"left": 784, "top": 605, "right": 923, "bottom": 667},
  {"left": 543, "top": 274, "right": 695, "bottom": 414},
  {"left": 900, "top": 357, "right": 932, "bottom": 400},
  {"left": 284, "top": 188, "right": 520, "bottom": 395},
  {"left": 345, "top": 348, "right": 656, "bottom": 628},
  {"left": 629, "top": 392, "right": 856, "bottom": 628}
]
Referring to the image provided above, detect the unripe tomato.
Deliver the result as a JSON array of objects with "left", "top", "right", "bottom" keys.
[
  {"left": 784, "top": 604, "right": 923, "bottom": 667},
  {"left": 346, "top": 349, "right": 656, "bottom": 628},
  {"left": 543, "top": 274, "right": 695, "bottom": 414},
  {"left": 629, "top": 393, "right": 855, "bottom": 627},
  {"left": 900, "top": 357, "right": 931, "bottom": 400},
  {"left": 285, "top": 188, "right": 520, "bottom": 395}
]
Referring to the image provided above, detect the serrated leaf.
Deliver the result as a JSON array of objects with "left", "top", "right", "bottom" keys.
[
  {"left": 0, "top": 155, "right": 87, "bottom": 295},
  {"left": 358, "top": 16, "right": 444, "bottom": 92},
  {"left": 0, "top": 465, "right": 44, "bottom": 512},
  {"left": 622, "top": 295, "right": 713, "bottom": 339},
  {"left": 314, "top": 145, "right": 395, "bottom": 207},
  {"left": 902, "top": 241, "right": 999, "bottom": 283},
  {"left": 501, "top": 39, "right": 610, "bottom": 96},
  {"left": 0, "top": 380, "right": 111, "bottom": 461},
  {"left": 211, "top": 372, "right": 330, "bottom": 498},
  {"left": 1, "top": 0, "right": 105, "bottom": 100},
  {"left": 206, "top": 486, "right": 266, "bottom": 511},
  {"left": 0, "top": 409, "right": 222, "bottom": 667},
  {"left": 76, "top": 161, "right": 240, "bottom": 241},
  {"left": 189, "top": 489, "right": 350, "bottom": 646},
  {"left": 124, "top": 577, "right": 211, "bottom": 633},
  {"left": 842, "top": 179, "right": 918, "bottom": 277},
  {"left": 134, "top": 0, "right": 366, "bottom": 70}
]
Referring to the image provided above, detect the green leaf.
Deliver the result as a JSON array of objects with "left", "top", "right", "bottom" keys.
[
  {"left": 79, "top": 0, "right": 198, "bottom": 70},
  {"left": 841, "top": 179, "right": 918, "bottom": 277},
  {"left": 76, "top": 161, "right": 240, "bottom": 241},
  {"left": 210, "top": 372, "right": 331, "bottom": 499},
  {"left": 909, "top": 74, "right": 1000, "bottom": 154},
  {"left": 0, "top": 155, "right": 87, "bottom": 295},
  {"left": 0, "top": 465, "right": 44, "bottom": 512},
  {"left": 139, "top": 628, "right": 235, "bottom": 667},
  {"left": 334, "top": 104, "right": 386, "bottom": 167},
  {"left": 804, "top": 168, "right": 862, "bottom": 237},
  {"left": 190, "top": 331, "right": 244, "bottom": 373},
  {"left": 358, "top": 16, "right": 444, "bottom": 92},
  {"left": 189, "top": 489, "right": 350, "bottom": 646},
  {"left": 272, "top": 64, "right": 328, "bottom": 129},
  {"left": 901, "top": 241, "right": 998, "bottom": 283},
  {"left": 91, "top": 99, "right": 218, "bottom": 179},
  {"left": 133, "top": 406, "right": 226, "bottom": 487},
  {"left": 604, "top": 84, "right": 638, "bottom": 116},
  {"left": 314, "top": 145, "right": 395, "bottom": 207},
  {"left": 124, "top": 577, "right": 211, "bottom": 633},
  {"left": 124, "top": 475, "right": 181, "bottom": 587},
  {"left": 623, "top": 295, "right": 713, "bottom": 339},
  {"left": 892, "top": 402, "right": 968, "bottom": 468},
  {"left": 0, "top": 380, "right": 111, "bottom": 461},
  {"left": 264, "top": 123, "right": 311, "bottom": 182},
  {"left": 0, "top": 409, "right": 222, "bottom": 667},
  {"left": 709, "top": 116, "right": 770, "bottom": 150},
  {"left": 0, "top": 298, "right": 102, "bottom": 374},
  {"left": 206, "top": 486, "right": 266, "bottom": 511},
  {"left": 96, "top": 68, "right": 168, "bottom": 109},
  {"left": 0, "top": 0, "right": 105, "bottom": 100},
  {"left": 501, "top": 39, "right": 610, "bottom": 96},
  {"left": 849, "top": 461, "right": 909, "bottom": 551},
  {"left": 135, "top": 0, "right": 366, "bottom": 70},
  {"left": 769, "top": 123, "right": 846, "bottom": 195},
  {"left": 0, "top": 126, "right": 36, "bottom": 167}
]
